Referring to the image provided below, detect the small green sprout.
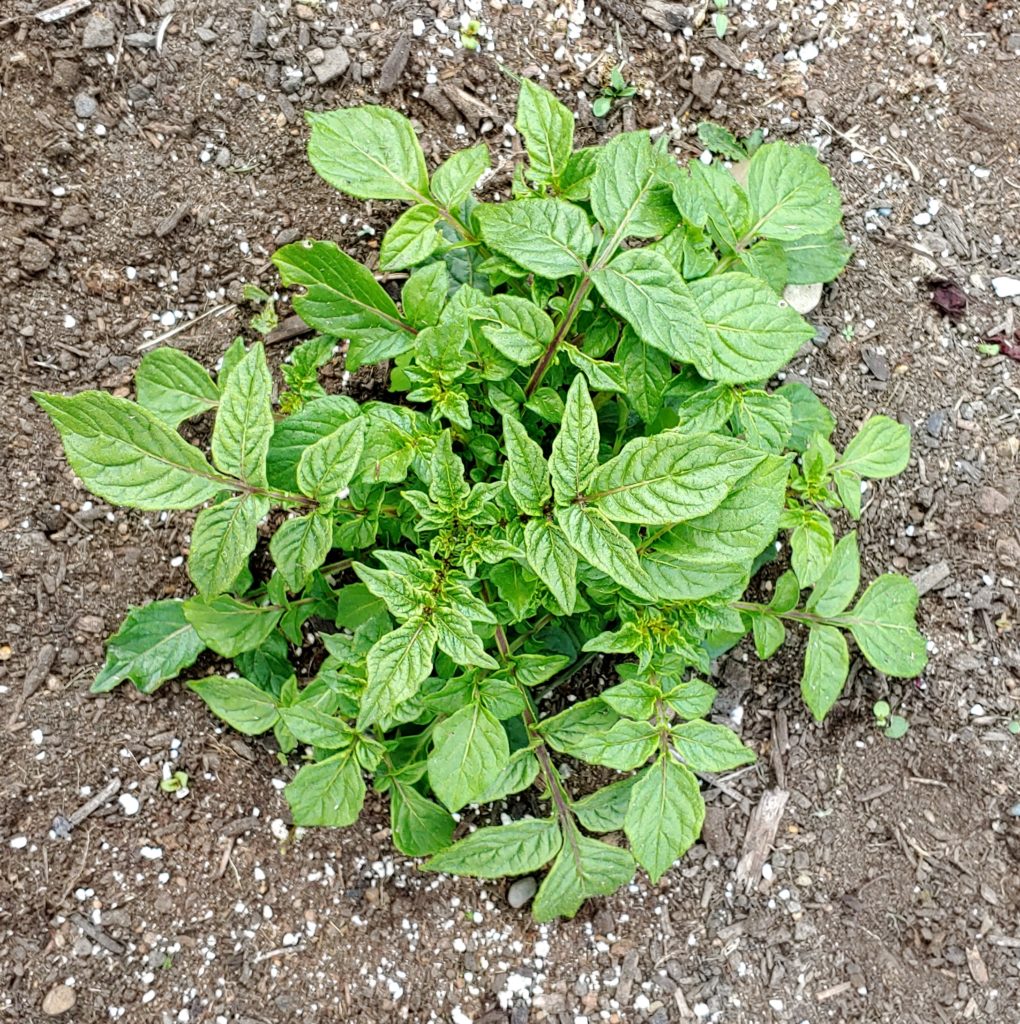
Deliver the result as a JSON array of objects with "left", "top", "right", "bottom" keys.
[
  {"left": 712, "top": 0, "right": 729, "bottom": 39},
  {"left": 592, "top": 64, "right": 637, "bottom": 118},
  {"left": 160, "top": 769, "right": 190, "bottom": 793},
  {"left": 873, "top": 700, "right": 909, "bottom": 739}
]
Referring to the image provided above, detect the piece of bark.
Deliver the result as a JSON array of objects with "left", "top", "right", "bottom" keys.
[
  {"left": 735, "top": 788, "right": 789, "bottom": 890},
  {"left": 377, "top": 32, "right": 411, "bottom": 94},
  {"left": 641, "top": 1, "right": 691, "bottom": 31}
]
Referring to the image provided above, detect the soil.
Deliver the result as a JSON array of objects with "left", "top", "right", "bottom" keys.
[{"left": 2, "top": 1, "right": 1020, "bottom": 1023}]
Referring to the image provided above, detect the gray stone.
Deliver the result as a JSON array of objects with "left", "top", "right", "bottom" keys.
[
  {"left": 19, "top": 238, "right": 53, "bottom": 274},
  {"left": 250, "top": 11, "right": 268, "bottom": 48},
  {"left": 195, "top": 27, "right": 218, "bottom": 43},
  {"left": 311, "top": 46, "right": 350, "bottom": 85},
  {"left": 124, "top": 31, "right": 156, "bottom": 49},
  {"left": 73, "top": 92, "right": 97, "bottom": 119},
  {"left": 691, "top": 68, "right": 723, "bottom": 105},
  {"left": 783, "top": 282, "right": 823, "bottom": 315},
  {"left": 1006, "top": 33, "right": 1020, "bottom": 54},
  {"left": 507, "top": 876, "right": 538, "bottom": 908},
  {"left": 42, "top": 985, "right": 76, "bottom": 1016},
  {"left": 81, "top": 13, "right": 115, "bottom": 48},
  {"left": 977, "top": 486, "right": 1011, "bottom": 516}
]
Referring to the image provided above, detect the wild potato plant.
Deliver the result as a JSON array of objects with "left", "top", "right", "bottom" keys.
[{"left": 37, "top": 81, "right": 926, "bottom": 920}]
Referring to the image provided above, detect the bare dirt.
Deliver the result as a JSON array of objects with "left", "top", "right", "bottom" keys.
[{"left": 2, "top": 2, "right": 1020, "bottom": 1023}]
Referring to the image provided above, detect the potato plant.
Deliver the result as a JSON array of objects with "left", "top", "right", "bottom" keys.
[{"left": 36, "top": 81, "right": 927, "bottom": 920}]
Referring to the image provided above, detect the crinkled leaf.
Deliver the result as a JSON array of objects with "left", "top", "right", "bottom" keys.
[
  {"left": 471, "top": 296, "right": 553, "bottom": 365},
  {"left": 135, "top": 348, "right": 218, "bottom": 427},
  {"left": 188, "top": 495, "right": 268, "bottom": 596},
  {"left": 270, "top": 513, "right": 332, "bottom": 591},
  {"left": 211, "top": 343, "right": 273, "bottom": 485},
  {"left": 428, "top": 703, "right": 510, "bottom": 812},
  {"left": 555, "top": 504, "right": 655, "bottom": 600},
  {"left": 434, "top": 607, "right": 498, "bottom": 670},
  {"left": 549, "top": 374, "right": 599, "bottom": 500},
  {"left": 562, "top": 344, "right": 626, "bottom": 394},
  {"left": 616, "top": 327, "right": 672, "bottom": 423},
  {"left": 504, "top": 415, "right": 551, "bottom": 515},
  {"left": 266, "top": 395, "right": 359, "bottom": 492},
  {"left": 296, "top": 418, "right": 365, "bottom": 499},
  {"left": 359, "top": 618, "right": 436, "bottom": 728},
  {"left": 476, "top": 199, "right": 593, "bottom": 279},
  {"left": 524, "top": 519, "right": 578, "bottom": 613}
]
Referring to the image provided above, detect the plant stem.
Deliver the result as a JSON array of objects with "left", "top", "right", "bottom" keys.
[{"left": 525, "top": 277, "right": 593, "bottom": 397}]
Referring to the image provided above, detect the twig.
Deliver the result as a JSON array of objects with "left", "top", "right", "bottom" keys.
[{"left": 136, "top": 303, "right": 236, "bottom": 351}]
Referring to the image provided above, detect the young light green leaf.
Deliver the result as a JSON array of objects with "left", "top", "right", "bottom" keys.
[
  {"left": 562, "top": 344, "right": 626, "bottom": 394},
  {"left": 800, "top": 623, "right": 849, "bottom": 721},
  {"left": 747, "top": 143, "right": 842, "bottom": 241},
  {"left": 524, "top": 519, "right": 578, "bottom": 613},
  {"left": 359, "top": 618, "right": 436, "bottom": 729},
  {"left": 806, "top": 532, "right": 860, "bottom": 616},
  {"left": 428, "top": 703, "right": 510, "bottom": 812},
  {"left": 183, "top": 595, "right": 283, "bottom": 658},
  {"left": 270, "top": 513, "right": 332, "bottom": 591},
  {"left": 471, "top": 296, "right": 553, "bottom": 365},
  {"left": 135, "top": 348, "right": 218, "bottom": 427},
  {"left": 307, "top": 106, "right": 429, "bottom": 203},
  {"left": 188, "top": 495, "right": 269, "bottom": 596},
  {"left": 390, "top": 782, "right": 456, "bottom": 857},
  {"left": 555, "top": 504, "right": 655, "bottom": 600},
  {"left": 839, "top": 415, "right": 910, "bottom": 479},
  {"left": 531, "top": 832, "right": 634, "bottom": 923},
  {"left": 296, "top": 418, "right": 365, "bottom": 499},
  {"left": 476, "top": 199, "right": 594, "bottom": 279},
  {"left": 351, "top": 562, "right": 423, "bottom": 619},
  {"left": 188, "top": 675, "right": 279, "bottom": 735},
  {"left": 266, "top": 395, "right": 359, "bottom": 492},
  {"left": 616, "top": 327, "right": 672, "bottom": 423},
  {"left": 430, "top": 143, "right": 489, "bottom": 208},
  {"left": 503, "top": 415, "right": 551, "bottom": 515},
  {"left": 697, "top": 122, "right": 746, "bottom": 161},
  {"left": 842, "top": 575, "right": 927, "bottom": 677},
  {"left": 285, "top": 750, "right": 366, "bottom": 827},
  {"left": 91, "top": 600, "right": 205, "bottom": 694},
  {"left": 516, "top": 78, "right": 574, "bottom": 185},
  {"left": 549, "top": 373, "right": 599, "bottom": 499},
  {"left": 590, "top": 248, "right": 708, "bottom": 366},
  {"left": 273, "top": 240, "right": 412, "bottom": 339},
  {"left": 775, "top": 382, "right": 835, "bottom": 452},
  {"left": 426, "top": 817, "right": 562, "bottom": 878},
  {"left": 35, "top": 391, "right": 224, "bottom": 510},
  {"left": 211, "top": 343, "right": 273, "bottom": 485},
  {"left": 558, "top": 146, "right": 600, "bottom": 200},
  {"left": 673, "top": 720, "right": 755, "bottom": 772},
  {"left": 690, "top": 273, "right": 814, "bottom": 384},
  {"left": 624, "top": 756, "right": 704, "bottom": 883},
  {"left": 429, "top": 430, "right": 471, "bottom": 510},
  {"left": 379, "top": 204, "right": 443, "bottom": 270},
  {"left": 751, "top": 612, "right": 786, "bottom": 660},
  {"left": 434, "top": 607, "right": 498, "bottom": 670},
  {"left": 279, "top": 704, "right": 353, "bottom": 748},
  {"left": 589, "top": 131, "right": 679, "bottom": 240},
  {"left": 571, "top": 774, "right": 642, "bottom": 833},
  {"left": 588, "top": 431, "right": 764, "bottom": 525},
  {"left": 788, "top": 508, "right": 835, "bottom": 588}
]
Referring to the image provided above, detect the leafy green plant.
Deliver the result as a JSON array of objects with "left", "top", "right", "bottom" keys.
[
  {"left": 592, "top": 64, "right": 637, "bottom": 119},
  {"left": 35, "top": 81, "right": 925, "bottom": 920},
  {"left": 711, "top": 0, "right": 729, "bottom": 39},
  {"left": 872, "top": 700, "right": 909, "bottom": 739}
]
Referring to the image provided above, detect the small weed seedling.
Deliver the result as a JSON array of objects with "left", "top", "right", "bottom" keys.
[
  {"left": 37, "top": 81, "right": 927, "bottom": 920},
  {"left": 872, "top": 700, "right": 909, "bottom": 739},
  {"left": 712, "top": 0, "right": 729, "bottom": 39},
  {"left": 592, "top": 64, "right": 637, "bottom": 119}
]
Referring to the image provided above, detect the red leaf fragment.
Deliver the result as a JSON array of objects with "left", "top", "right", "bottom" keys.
[{"left": 930, "top": 278, "right": 967, "bottom": 319}]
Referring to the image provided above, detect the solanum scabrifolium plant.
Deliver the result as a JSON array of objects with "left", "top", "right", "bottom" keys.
[{"left": 35, "top": 80, "right": 927, "bottom": 921}]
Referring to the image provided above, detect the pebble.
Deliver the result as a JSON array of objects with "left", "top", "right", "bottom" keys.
[
  {"left": 798, "top": 41, "right": 819, "bottom": 61},
  {"left": 81, "top": 13, "right": 115, "bottom": 48},
  {"left": 74, "top": 93, "right": 98, "bottom": 119},
  {"left": 783, "top": 282, "right": 823, "bottom": 315},
  {"left": 507, "top": 877, "right": 538, "bottom": 908},
  {"left": 42, "top": 985, "right": 76, "bottom": 1016},
  {"left": 19, "top": 238, "right": 54, "bottom": 274},
  {"left": 991, "top": 276, "right": 1020, "bottom": 299},
  {"left": 195, "top": 27, "right": 217, "bottom": 43},
  {"left": 311, "top": 46, "right": 350, "bottom": 85},
  {"left": 124, "top": 31, "right": 156, "bottom": 49},
  {"left": 862, "top": 346, "right": 890, "bottom": 381},
  {"left": 118, "top": 793, "right": 140, "bottom": 816},
  {"left": 976, "top": 487, "right": 1011, "bottom": 516},
  {"left": 10, "top": 835, "right": 28, "bottom": 849}
]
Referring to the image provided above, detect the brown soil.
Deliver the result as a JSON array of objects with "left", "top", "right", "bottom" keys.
[{"left": 2, "top": 2, "right": 1019, "bottom": 1023}]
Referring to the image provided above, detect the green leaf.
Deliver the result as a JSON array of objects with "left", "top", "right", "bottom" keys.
[
  {"left": 428, "top": 703, "right": 510, "bottom": 812},
  {"left": 735, "top": 391, "right": 792, "bottom": 453},
  {"left": 806, "top": 532, "right": 860, "bottom": 616},
  {"left": 91, "top": 600, "right": 205, "bottom": 694},
  {"left": 188, "top": 675, "right": 279, "bottom": 735},
  {"left": 801, "top": 623, "right": 849, "bottom": 721},
  {"left": 624, "top": 756, "right": 704, "bottom": 883},
  {"left": 306, "top": 106, "right": 428, "bottom": 203},
  {"left": 532, "top": 832, "right": 634, "bottom": 922},
  {"left": 601, "top": 677, "right": 659, "bottom": 719},
  {"left": 516, "top": 78, "right": 574, "bottom": 185},
  {"left": 211, "top": 343, "right": 273, "bottom": 485},
  {"left": 402, "top": 262, "right": 449, "bottom": 327},
  {"left": 690, "top": 273, "right": 814, "bottom": 384},
  {"left": 616, "top": 327, "right": 672, "bottom": 424},
  {"left": 426, "top": 817, "right": 562, "bottom": 878},
  {"left": 688, "top": 161, "right": 751, "bottom": 251},
  {"left": 751, "top": 612, "right": 786, "bottom": 659},
  {"left": 183, "top": 595, "right": 283, "bottom": 658},
  {"left": 781, "top": 224, "right": 852, "bottom": 284},
  {"left": 673, "top": 720, "right": 755, "bottom": 772},
  {"left": 379, "top": 204, "right": 443, "bottom": 270},
  {"left": 738, "top": 239, "right": 789, "bottom": 294},
  {"left": 589, "top": 131, "right": 679, "bottom": 240},
  {"left": 35, "top": 391, "right": 224, "bottom": 510},
  {"left": 188, "top": 495, "right": 269, "bottom": 596},
  {"left": 476, "top": 199, "right": 593, "bottom": 279},
  {"left": 788, "top": 508, "right": 834, "bottom": 587},
  {"left": 431, "top": 143, "right": 489, "bottom": 208},
  {"left": 504, "top": 415, "right": 551, "bottom": 515},
  {"left": 549, "top": 373, "right": 599, "bottom": 500},
  {"left": 429, "top": 430, "right": 471, "bottom": 510},
  {"left": 270, "top": 513, "right": 332, "bottom": 591},
  {"left": 547, "top": 717, "right": 657, "bottom": 771},
  {"left": 696, "top": 122, "right": 746, "bottom": 161},
  {"left": 359, "top": 618, "right": 436, "bottom": 728},
  {"left": 572, "top": 775, "right": 642, "bottom": 833},
  {"left": 434, "top": 608, "right": 498, "bottom": 670},
  {"left": 562, "top": 345, "right": 626, "bottom": 394},
  {"left": 747, "top": 143, "right": 842, "bottom": 241},
  {"left": 278, "top": 704, "right": 353, "bottom": 748},
  {"left": 555, "top": 504, "right": 655, "bottom": 600},
  {"left": 391, "top": 782, "right": 455, "bottom": 857},
  {"left": 590, "top": 248, "right": 707, "bottom": 366},
  {"left": 296, "top": 418, "right": 365, "bottom": 499},
  {"left": 475, "top": 748, "right": 541, "bottom": 803},
  {"left": 558, "top": 146, "right": 600, "bottom": 200},
  {"left": 663, "top": 678, "right": 718, "bottom": 720},
  {"left": 842, "top": 575, "right": 927, "bottom": 678},
  {"left": 839, "top": 416, "right": 910, "bottom": 479},
  {"left": 471, "top": 296, "right": 553, "bottom": 365},
  {"left": 285, "top": 750, "right": 366, "bottom": 827},
  {"left": 588, "top": 431, "right": 764, "bottom": 525},
  {"left": 775, "top": 382, "right": 835, "bottom": 452},
  {"left": 273, "top": 240, "right": 411, "bottom": 339},
  {"left": 266, "top": 395, "right": 359, "bottom": 492},
  {"left": 524, "top": 519, "right": 578, "bottom": 613},
  {"left": 135, "top": 348, "right": 218, "bottom": 427},
  {"left": 351, "top": 562, "right": 422, "bottom": 619}
]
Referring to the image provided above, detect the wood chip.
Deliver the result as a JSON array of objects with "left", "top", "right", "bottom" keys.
[
  {"left": 69, "top": 911, "right": 126, "bottom": 955},
  {"left": 377, "top": 32, "right": 411, "bottom": 95},
  {"left": 816, "top": 981, "right": 852, "bottom": 1002},
  {"left": 966, "top": 947, "right": 989, "bottom": 985},
  {"left": 69, "top": 778, "right": 121, "bottom": 827},
  {"left": 154, "top": 200, "right": 193, "bottom": 239},
  {"left": 735, "top": 788, "right": 789, "bottom": 890},
  {"left": 35, "top": 0, "right": 91, "bottom": 23},
  {"left": 911, "top": 560, "right": 951, "bottom": 597}
]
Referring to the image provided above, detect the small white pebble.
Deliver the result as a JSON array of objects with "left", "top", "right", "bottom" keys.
[
  {"left": 30, "top": 729, "right": 44, "bottom": 745},
  {"left": 63, "top": 314, "right": 77, "bottom": 329},
  {"left": 139, "top": 845, "right": 163, "bottom": 860},
  {"left": 10, "top": 835, "right": 28, "bottom": 850},
  {"left": 118, "top": 793, "right": 140, "bottom": 817}
]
